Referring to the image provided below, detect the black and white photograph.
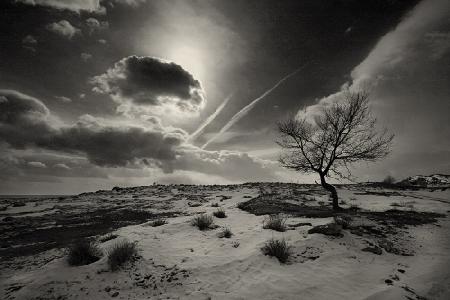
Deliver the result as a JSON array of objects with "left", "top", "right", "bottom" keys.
[{"left": 1, "top": 0, "right": 449, "bottom": 299}]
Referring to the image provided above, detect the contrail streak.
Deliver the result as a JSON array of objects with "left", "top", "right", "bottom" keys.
[
  {"left": 188, "top": 93, "right": 233, "bottom": 142},
  {"left": 201, "top": 64, "right": 308, "bottom": 149}
]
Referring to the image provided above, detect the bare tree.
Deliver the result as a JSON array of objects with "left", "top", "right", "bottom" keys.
[{"left": 277, "top": 90, "right": 393, "bottom": 210}]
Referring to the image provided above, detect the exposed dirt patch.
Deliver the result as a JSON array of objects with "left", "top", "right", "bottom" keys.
[
  {"left": 238, "top": 196, "right": 445, "bottom": 227},
  {"left": 238, "top": 196, "right": 336, "bottom": 218},
  {"left": 0, "top": 208, "right": 180, "bottom": 260},
  {"left": 362, "top": 209, "right": 445, "bottom": 227}
]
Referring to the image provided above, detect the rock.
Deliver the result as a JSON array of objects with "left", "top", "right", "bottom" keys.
[
  {"left": 104, "top": 286, "right": 111, "bottom": 292},
  {"left": 398, "top": 269, "right": 405, "bottom": 273},
  {"left": 361, "top": 246, "right": 382, "bottom": 255},
  {"left": 110, "top": 291, "right": 119, "bottom": 297},
  {"left": 308, "top": 223, "right": 343, "bottom": 237},
  {"left": 385, "top": 279, "right": 393, "bottom": 285}
]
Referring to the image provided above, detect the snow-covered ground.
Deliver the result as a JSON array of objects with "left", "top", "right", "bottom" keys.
[{"left": 1, "top": 184, "right": 449, "bottom": 300}]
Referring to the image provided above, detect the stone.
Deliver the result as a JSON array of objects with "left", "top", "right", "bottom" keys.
[
  {"left": 361, "top": 246, "right": 382, "bottom": 255},
  {"left": 308, "top": 223, "right": 343, "bottom": 237}
]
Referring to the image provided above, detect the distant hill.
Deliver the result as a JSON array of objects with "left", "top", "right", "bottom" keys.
[{"left": 399, "top": 174, "right": 450, "bottom": 187}]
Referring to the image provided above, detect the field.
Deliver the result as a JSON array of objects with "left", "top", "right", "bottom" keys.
[{"left": 1, "top": 183, "right": 449, "bottom": 300}]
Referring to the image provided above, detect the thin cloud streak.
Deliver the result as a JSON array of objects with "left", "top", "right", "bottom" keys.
[
  {"left": 188, "top": 93, "right": 233, "bottom": 143},
  {"left": 201, "top": 64, "right": 309, "bottom": 149}
]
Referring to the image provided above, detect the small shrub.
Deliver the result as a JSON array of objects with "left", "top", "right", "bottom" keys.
[
  {"left": 107, "top": 240, "right": 137, "bottom": 271},
  {"left": 67, "top": 240, "right": 102, "bottom": 266},
  {"left": 213, "top": 208, "right": 227, "bottom": 218},
  {"left": 211, "top": 203, "right": 219, "bottom": 207},
  {"left": 263, "top": 214, "right": 287, "bottom": 232},
  {"left": 406, "top": 204, "right": 415, "bottom": 211},
  {"left": 261, "top": 238, "right": 291, "bottom": 263},
  {"left": 99, "top": 233, "right": 118, "bottom": 243},
  {"left": 349, "top": 204, "right": 360, "bottom": 211},
  {"left": 232, "top": 241, "right": 240, "bottom": 248},
  {"left": 218, "top": 226, "right": 233, "bottom": 238},
  {"left": 150, "top": 218, "right": 167, "bottom": 227},
  {"left": 383, "top": 175, "right": 396, "bottom": 185},
  {"left": 191, "top": 214, "right": 214, "bottom": 230},
  {"left": 237, "top": 202, "right": 246, "bottom": 209},
  {"left": 334, "top": 215, "right": 352, "bottom": 229}
]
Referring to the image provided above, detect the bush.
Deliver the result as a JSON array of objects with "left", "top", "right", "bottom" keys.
[
  {"left": 191, "top": 214, "right": 214, "bottom": 230},
  {"left": 107, "top": 240, "right": 137, "bottom": 271},
  {"left": 218, "top": 226, "right": 233, "bottom": 238},
  {"left": 261, "top": 238, "right": 291, "bottom": 263},
  {"left": 67, "top": 240, "right": 102, "bottom": 266},
  {"left": 383, "top": 175, "right": 396, "bottom": 184},
  {"left": 150, "top": 218, "right": 167, "bottom": 227},
  {"left": 263, "top": 214, "right": 287, "bottom": 232},
  {"left": 349, "top": 204, "right": 360, "bottom": 211},
  {"left": 237, "top": 202, "right": 246, "bottom": 209},
  {"left": 213, "top": 208, "right": 227, "bottom": 218},
  {"left": 99, "top": 233, "right": 118, "bottom": 242},
  {"left": 334, "top": 215, "right": 352, "bottom": 229}
]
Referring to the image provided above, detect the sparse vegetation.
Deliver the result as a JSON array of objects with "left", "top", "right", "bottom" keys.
[
  {"left": 390, "top": 201, "right": 415, "bottom": 211},
  {"left": 237, "top": 202, "right": 246, "bottom": 209},
  {"left": 218, "top": 226, "right": 233, "bottom": 238},
  {"left": 349, "top": 204, "right": 360, "bottom": 211},
  {"left": 261, "top": 238, "right": 292, "bottom": 263},
  {"left": 191, "top": 214, "right": 214, "bottom": 230},
  {"left": 383, "top": 175, "right": 396, "bottom": 185},
  {"left": 107, "top": 240, "right": 137, "bottom": 271},
  {"left": 99, "top": 233, "right": 118, "bottom": 242},
  {"left": 213, "top": 208, "right": 227, "bottom": 218},
  {"left": 150, "top": 218, "right": 167, "bottom": 227},
  {"left": 67, "top": 240, "right": 102, "bottom": 266},
  {"left": 334, "top": 215, "right": 352, "bottom": 229},
  {"left": 263, "top": 214, "right": 287, "bottom": 232}
]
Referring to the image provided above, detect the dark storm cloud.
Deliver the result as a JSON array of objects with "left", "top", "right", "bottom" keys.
[
  {"left": 0, "top": 90, "right": 184, "bottom": 167},
  {"left": 91, "top": 56, "right": 205, "bottom": 113},
  {"left": 0, "top": 90, "right": 58, "bottom": 149},
  {"left": 50, "top": 115, "right": 184, "bottom": 167}
]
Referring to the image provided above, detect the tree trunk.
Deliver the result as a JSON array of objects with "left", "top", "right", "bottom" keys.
[{"left": 319, "top": 173, "right": 341, "bottom": 210}]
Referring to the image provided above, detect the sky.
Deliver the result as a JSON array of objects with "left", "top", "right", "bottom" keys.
[{"left": 0, "top": 0, "right": 449, "bottom": 194}]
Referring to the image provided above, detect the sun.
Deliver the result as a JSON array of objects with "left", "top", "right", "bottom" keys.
[{"left": 166, "top": 44, "right": 207, "bottom": 85}]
